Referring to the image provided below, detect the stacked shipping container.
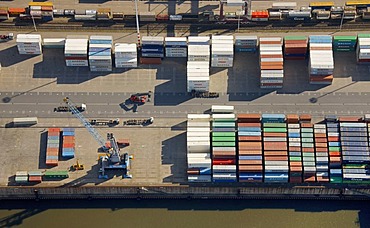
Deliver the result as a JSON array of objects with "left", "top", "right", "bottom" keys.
[
  {"left": 89, "top": 35, "right": 113, "bottom": 72},
  {"left": 308, "top": 35, "right": 334, "bottom": 85},
  {"left": 339, "top": 117, "right": 370, "bottom": 184},
  {"left": 284, "top": 36, "right": 308, "bottom": 60},
  {"left": 15, "top": 171, "right": 28, "bottom": 183},
  {"left": 64, "top": 35, "right": 89, "bottom": 67},
  {"left": 62, "top": 128, "right": 75, "bottom": 158},
  {"left": 28, "top": 171, "right": 42, "bottom": 183},
  {"left": 211, "top": 35, "right": 234, "bottom": 67},
  {"left": 234, "top": 36, "right": 258, "bottom": 52},
  {"left": 187, "top": 114, "right": 212, "bottom": 183},
  {"left": 356, "top": 34, "right": 370, "bottom": 64},
  {"left": 0, "top": 7, "right": 9, "bottom": 20},
  {"left": 237, "top": 114, "right": 263, "bottom": 182},
  {"left": 314, "top": 124, "right": 329, "bottom": 182},
  {"left": 262, "top": 114, "right": 288, "bottom": 183},
  {"left": 326, "top": 119, "right": 343, "bottom": 183},
  {"left": 141, "top": 36, "right": 164, "bottom": 58},
  {"left": 333, "top": 35, "right": 357, "bottom": 52},
  {"left": 165, "top": 37, "right": 187, "bottom": 58},
  {"left": 287, "top": 115, "right": 302, "bottom": 183},
  {"left": 300, "top": 116, "right": 316, "bottom": 182},
  {"left": 46, "top": 128, "right": 60, "bottom": 166},
  {"left": 187, "top": 36, "right": 210, "bottom": 92},
  {"left": 114, "top": 43, "right": 138, "bottom": 68},
  {"left": 16, "top": 34, "right": 42, "bottom": 55},
  {"left": 212, "top": 113, "right": 237, "bottom": 182},
  {"left": 29, "top": 2, "right": 53, "bottom": 21},
  {"left": 43, "top": 38, "right": 65, "bottom": 49},
  {"left": 259, "top": 37, "right": 284, "bottom": 88}
]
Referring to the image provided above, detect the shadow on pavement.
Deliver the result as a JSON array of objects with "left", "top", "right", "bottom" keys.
[{"left": 0, "top": 45, "right": 37, "bottom": 67}]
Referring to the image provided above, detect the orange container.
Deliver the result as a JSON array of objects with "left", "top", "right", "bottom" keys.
[
  {"left": 140, "top": 57, "right": 162, "bottom": 64},
  {"left": 264, "top": 151, "right": 288, "bottom": 156},
  {"left": 237, "top": 122, "right": 261, "bottom": 127},
  {"left": 46, "top": 160, "right": 58, "bottom": 166},
  {"left": 264, "top": 156, "right": 288, "bottom": 161},
  {"left": 316, "top": 147, "right": 328, "bottom": 152},
  {"left": 238, "top": 160, "right": 262, "bottom": 165},
  {"left": 238, "top": 150, "right": 262, "bottom": 155},
  {"left": 302, "top": 148, "right": 315, "bottom": 152},
  {"left": 29, "top": 176, "right": 42, "bottom": 182},
  {"left": 330, "top": 152, "right": 341, "bottom": 157},
  {"left": 238, "top": 136, "right": 262, "bottom": 141},
  {"left": 8, "top": 8, "right": 26, "bottom": 14},
  {"left": 62, "top": 143, "right": 75, "bottom": 148},
  {"left": 315, "top": 143, "right": 328, "bottom": 148},
  {"left": 239, "top": 165, "right": 263, "bottom": 171},
  {"left": 264, "top": 132, "right": 287, "bottom": 137},
  {"left": 290, "top": 161, "right": 302, "bottom": 167},
  {"left": 290, "top": 166, "right": 303, "bottom": 172}
]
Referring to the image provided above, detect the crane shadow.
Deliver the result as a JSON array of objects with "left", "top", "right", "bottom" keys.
[{"left": 0, "top": 208, "right": 46, "bottom": 227}]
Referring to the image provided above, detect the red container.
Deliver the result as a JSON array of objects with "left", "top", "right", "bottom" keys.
[
  {"left": 316, "top": 147, "right": 328, "bottom": 152},
  {"left": 263, "top": 132, "right": 287, "bottom": 137},
  {"left": 45, "top": 160, "right": 58, "bottom": 166},
  {"left": 338, "top": 116, "right": 362, "bottom": 122},
  {"left": 28, "top": 176, "right": 42, "bottom": 182},
  {"left": 264, "top": 156, "right": 288, "bottom": 161},
  {"left": 187, "top": 168, "right": 200, "bottom": 175},
  {"left": 239, "top": 165, "right": 263, "bottom": 171},
  {"left": 302, "top": 148, "right": 314, "bottom": 153},
  {"left": 315, "top": 143, "right": 328, "bottom": 148},
  {"left": 239, "top": 160, "right": 262, "bottom": 165},
  {"left": 289, "top": 146, "right": 301, "bottom": 152},
  {"left": 314, "top": 138, "right": 327, "bottom": 143},
  {"left": 237, "top": 122, "right": 261, "bottom": 127},
  {"left": 212, "top": 159, "right": 236, "bottom": 165},
  {"left": 140, "top": 57, "right": 162, "bottom": 64},
  {"left": 62, "top": 143, "right": 75, "bottom": 148},
  {"left": 329, "top": 152, "right": 341, "bottom": 157},
  {"left": 328, "top": 136, "right": 340, "bottom": 142},
  {"left": 48, "top": 128, "right": 61, "bottom": 132}
]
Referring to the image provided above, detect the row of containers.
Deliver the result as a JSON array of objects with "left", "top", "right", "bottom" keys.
[
  {"left": 187, "top": 107, "right": 370, "bottom": 184},
  {"left": 357, "top": 34, "right": 370, "bottom": 64},
  {"left": 15, "top": 170, "right": 69, "bottom": 183},
  {"left": 45, "top": 128, "right": 76, "bottom": 166},
  {"left": 309, "top": 35, "right": 334, "bottom": 85},
  {"left": 46, "top": 128, "right": 60, "bottom": 166},
  {"left": 259, "top": 37, "right": 284, "bottom": 89},
  {"left": 15, "top": 171, "right": 42, "bottom": 183},
  {"left": 187, "top": 37, "right": 210, "bottom": 93},
  {"left": 62, "top": 128, "right": 75, "bottom": 158}
]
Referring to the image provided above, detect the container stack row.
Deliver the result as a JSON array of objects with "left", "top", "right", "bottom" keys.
[
  {"left": 46, "top": 128, "right": 60, "bottom": 166},
  {"left": 0, "top": 7, "right": 9, "bottom": 20},
  {"left": 141, "top": 36, "right": 164, "bottom": 58},
  {"left": 283, "top": 36, "right": 308, "bottom": 60},
  {"left": 259, "top": 37, "right": 284, "bottom": 89},
  {"left": 16, "top": 34, "right": 42, "bottom": 55},
  {"left": 89, "top": 35, "right": 113, "bottom": 72},
  {"left": 62, "top": 128, "right": 75, "bottom": 158},
  {"left": 212, "top": 113, "right": 237, "bottom": 183},
  {"left": 301, "top": 116, "right": 316, "bottom": 182},
  {"left": 308, "top": 35, "right": 334, "bottom": 85},
  {"left": 29, "top": 3, "right": 53, "bottom": 21},
  {"left": 339, "top": 117, "right": 370, "bottom": 184},
  {"left": 28, "top": 171, "right": 43, "bottom": 183},
  {"left": 237, "top": 114, "right": 263, "bottom": 183},
  {"left": 64, "top": 35, "right": 89, "bottom": 67},
  {"left": 44, "top": 171, "right": 69, "bottom": 180},
  {"left": 234, "top": 36, "right": 258, "bottom": 52},
  {"left": 356, "top": 34, "right": 370, "bottom": 64},
  {"left": 165, "top": 37, "right": 187, "bottom": 57},
  {"left": 333, "top": 35, "right": 357, "bottom": 52},
  {"left": 114, "top": 43, "right": 138, "bottom": 68},
  {"left": 15, "top": 171, "right": 28, "bottom": 184},
  {"left": 187, "top": 36, "right": 210, "bottom": 92},
  {"left": 287, "top": 115, "right": 302, "bottom": 183},
  {"left": 262, "top": 114, "right": 288, "bottom": 183},
  {"left": 327, "top": 120, "right": 342, "bottom": 183},
  {"left": 211, "top": 35, "right": 234, "bottom": 68},
  {"left": 314, "top": 124, "right": 329, "bottom": 182},
  {"left": 187, "top": 114, "right": 212, "bottom": 183}
]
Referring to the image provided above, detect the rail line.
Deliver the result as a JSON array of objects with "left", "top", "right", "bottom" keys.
[{"left": 2, "top": 20, "right": 370, "bottom": 32}]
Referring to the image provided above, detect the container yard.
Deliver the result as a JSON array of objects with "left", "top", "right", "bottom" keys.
[{"left": 3, "top": 0, "right": 370, "bottom": 201}]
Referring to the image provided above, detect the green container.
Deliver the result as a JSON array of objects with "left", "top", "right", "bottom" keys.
[
  {"left": 358, "top": 34, "right": 370, "bottom": 38},
  {"left": 212, "top": 132, "right": 235, "bottom": 137},
  {"left": 301, "top": 133, "right": 314, "bottom": 138},
  {"left": 333, "top": 35, "right": 357, "bottom": 42},
  {"left": 303, "top": 157, "right": 315, "bottom": 162},
  {"left": 301, "top": 138, "right": 314, "bottom": 143},
  {"left": 301, "top": 128, "right": 313, "bottom": 133},
  {"left": 284, "top": 35, "right": 307, "bottom": 41},
  {"left": 329, "top": 146, "right": 341, "bottom": 152},
  {"left": 212, "top": 142, "right": 236, "bottom": 147},
  {"left": 343, "top": 164, "right": 367, "bottom": 168},
  {"left": 301, "top": 143, "right": 314, "bottom": 148},
  {"left": 263, "top": 123, "right": 287, "bottom": 128},
  {"left": 212, "top": 122, "right": 235, "bottom": 128},
  {"left": 290, "top": 172, "right": 302, "bottom": 177},
  {"left": 213, "top": 118, "right": 235, "bottom": 122},
  {"left": 330, "top": 177, "right": 343, "bottom": 183},
  {"left": 303, "top": 161, "right": 315, "bottom": 166},
  {"left": 334, "top": 48, "right": 355, "bottom": 52},
  {"left": 263, "top": 128, "right": 287, "bottom": 133},
  {"left": 343, "top": 180, "right": 370, "bottom": 184},
  {"left": 212, "top": 137, "right": 235, "bottom": 142},
  {"left": 303, "top": 152, "right": 314, "bottom": 157},
  {"left": 44, "top": 170, "right": 69, "bottom": 179},
  {"left": 290, "top": 157, "right": 302, "bottom": 161}
]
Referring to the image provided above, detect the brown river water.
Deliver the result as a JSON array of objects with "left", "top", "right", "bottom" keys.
[{"left": 0, "top": 199, "right": 368, "bottom": 228}]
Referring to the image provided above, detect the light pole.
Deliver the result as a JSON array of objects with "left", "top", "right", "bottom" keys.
[
  {"left": 134, "top": 0, "right": 141, "bottom": 48},
  {"left": 31, "top": 13, "right": 37, "bottom": 32}
]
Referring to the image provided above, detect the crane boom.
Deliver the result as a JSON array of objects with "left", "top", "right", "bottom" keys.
[{"left": 63, "top": 97, "right": 107, "bottom": 150}]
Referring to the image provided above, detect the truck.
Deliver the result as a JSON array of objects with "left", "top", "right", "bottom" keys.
[
  {"left": 90, "top": 118, "right": 120, "bottom": 126},
  {"left": 129, "top": 91, "right": 152, "bottom": 104},
  {"left": 123, "top": 117, "right": 154, "bottom": 126},
  {"left": 0, "top": 33, "right": 13, "bottom": 42},
  {"left": 54, "top": 103, "right": 86, "bottom": 112},
  {"left": 190, "top": 90, "right": 219, "bottom": 98}
]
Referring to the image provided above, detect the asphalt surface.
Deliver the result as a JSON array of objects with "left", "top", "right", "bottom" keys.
[{"left": 1, "top": 91, "right": 370, "bottom": 119}]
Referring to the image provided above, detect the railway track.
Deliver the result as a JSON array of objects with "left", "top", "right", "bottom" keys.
[{"left": 2, "top": 20, "right": 370, "bottom": 32}]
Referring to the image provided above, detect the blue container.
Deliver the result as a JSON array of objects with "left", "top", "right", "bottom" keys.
[
  {"left": 238, "top": 131, "right": 261, "bottom": 136},
  {"left": 289, "top": 152, "right": 302, "bottom": 156},
  {"left": 341, "top": 141, "right": 368, "bottom": 146},
  {"left": 239, "top": 156, "right": 263, "bottom": 160},
  {"left": 62, "top": 152, "right": 75, "bottom": 158},
  {"left": 237, "top": 127, "right": 261, "bottom": 132},
  {"left": 288, "top": 133, "right": 300, "bottom": 138},
  {"left": 212, "top": 179, "right": 237, "bottom": 183},
  {"left": 62, "top": 131, "right": 75, "bottom": 136},
  {"left": 342, "top": 146, "right": 368, "bottom": 151},
  {"left": 342, "top": 151, "right": 370, "bottom": 156},
  {"left": 46, "top": 155, "right": 58, "bottom": 160},
  {"left": 62, "top": 148, "right": 75, "bottom": 152},
  {"left": 63, "top": 128, "right": 75, "bottom": 132},
  {"left": 48, "top": 136, "right": 60, "bottom": 140},
  {"left": 199, "top": 167, "right": 211, "bottom": 175},
  {"left": 340, "top": 127, "right": 367, "bottom": 132},
  {"left": 328, "top": 142, "right": 341, "bottom": 147}
]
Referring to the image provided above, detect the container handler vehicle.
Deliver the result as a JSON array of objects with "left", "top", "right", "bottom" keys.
[
  {"left": 0, "top": 33, "right": 13, "bottom": 42},
  {"left": 123, "top": 117, "right": 154, "bottom": 126}
]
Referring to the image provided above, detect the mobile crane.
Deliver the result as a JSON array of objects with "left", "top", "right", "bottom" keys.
[{"left": 63, "top": 97, "right": 132, "bottom": 179}]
